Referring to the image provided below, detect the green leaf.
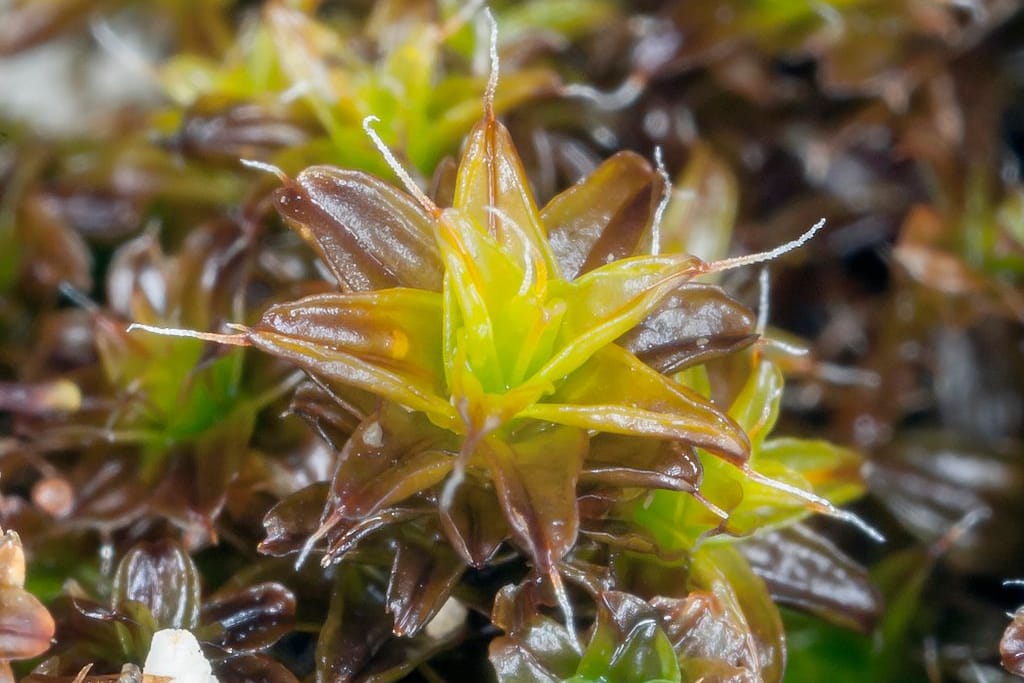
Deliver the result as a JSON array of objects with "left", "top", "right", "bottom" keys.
[
  {"left": 249, "top": 289, "right": 454, "bottom": 424},
  {"left": 524, "top": 345, "right": 749, "bottom": 463},
  {"left": 534, "top": 255, "right": 703, "bottom": 387},
  {"left": 728, "top": 357, "right": 783, "bottom": 450},
  {"left": 757, "top": 438, "right": 864, "bottom": 506},
  {"left": 452, "top": 117, "right": 557, "bottom": 275},
  {"left": 573, "top": 592, "right": 680, "bottom": 683}
]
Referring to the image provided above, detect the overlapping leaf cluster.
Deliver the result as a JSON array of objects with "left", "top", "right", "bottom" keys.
[
  {"left": 239, "top": 90, "right": 877, "bottom": 679},
  {"left": 2, "top": 0, "right": 1023, "bottom": 681}
]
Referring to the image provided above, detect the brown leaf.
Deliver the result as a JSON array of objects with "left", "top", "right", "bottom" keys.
[
  {"left": 438, "top": 479, "right": 509, "bottom": 568},
  {"left": 581, "top": 434, "right": 702, "bottom": 492},
  {"left": 386, "top": 538, "right": 465, "bottom": 637},
  {"left": 201, "top": 583, "right": 296, "bottom": 653},
  {"left": 213, "top": 653, "right": 301, "bottom": 683},
  {"left": 249, "top": 290, "right": 451, "bottom": 419},
  {"left": 1003, "top": 607, "right": 1024, "bottom": 677},
  {"left": 0, "top": 585, "right": 56, "bottom": 660},
  {"left": 618, "top": 283, "right": 757, "bottom": 375},
  {"left": 739, "top": 524, "right": 881, "bottom": 633},
  {"left": 112, "top": 540, "right": 202, "bottom": 631},
  {"left": 483, "top": 424, "right": 587, "bottom": 573},
  {"left": 260, "top": 482, "right": 329, "bottom": 557},
  {"left": 542, "top": 151, "right": 661, "bottom": 279},
  {"left": 180, "top": 101, "right": 309, "bottom": 163},
  {"left": 315, "top": 565, "right": 392, "bottom": 683},
  {"left": 274, "top": 168, "right": 442, "bottom": 292},
  {"left": 326, "top": 405, "right": 454, "bottom": 521}
]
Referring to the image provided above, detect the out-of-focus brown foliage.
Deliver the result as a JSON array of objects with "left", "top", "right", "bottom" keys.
[{"left": 1, "top": 0, "right": 1023, "bottom": 681}]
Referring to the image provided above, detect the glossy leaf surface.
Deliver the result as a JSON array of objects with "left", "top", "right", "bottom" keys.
[
  {"left": 274, "top": 168, "right": 442, "bottom": 292},
  {"left": 199, "top": 582, "right": 296, "bottom": 653},
  {"left": 0, "top": 586, "right": 55, "bottom": 660},
  {"left": 740, "top": 524, "right": 880, "bottom": 633},
  {"left": 490, "top": 587, "right": 681, "bottom": 683},
  {"left": 484, "top": 424, "right": 587, "bottom": 574},
  {"left": 112, "top": 541, "right": 202, "bottom": 631},
  {"left": 684, "top": 545, "right": 786, "bottom": 683},
  {"left": 386, "top": 537, "right": 465, "bottom": 637},
  {"left": 543, "top": 151, "right": 661, "bottom": 279},
  {"left": 1003, "top": 607, "right": 1024, "bottom": 677}
]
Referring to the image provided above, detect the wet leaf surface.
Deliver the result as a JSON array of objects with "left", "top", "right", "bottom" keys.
[
  {"left": 484, "top": 424, "right": 587, "bottom": 575},
  {"left": 5, "top": 0, "right": 1022, "bottom": 680},
  {"left": 618, "top": 283, "right": 757, "bottom": 375},
  {"left": 543, "top": 151, "right": 661, "bottom": 279}
]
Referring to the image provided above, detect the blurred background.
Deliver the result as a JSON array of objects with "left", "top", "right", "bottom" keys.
[{"left": 1, "top": 1, "right": 1023, "bottom": 681}]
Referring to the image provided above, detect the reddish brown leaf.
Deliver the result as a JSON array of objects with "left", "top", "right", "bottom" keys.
[
  {"left": 618, "top": 283, "right": 757, "bottom": 375},
  {"left": 483, "top": 424, "right": 587, "bottom": 573},
  {"left": 542, "top": 151, "right": 662, "bottom": 279},
  {"left": 201, "top": 583, "right": 296, "bottom": 653},
  {"left": 274, "top": 168, "right": 442, "bottom": 292},
  {"left": 326, "top": 406, "right": 455, "bottom": 521},
  {"left": 0, "top": 586, "right": 56, "bottom": 660},
  {"left": 739, "top": 524, "right": 880, "bottom": 633},
  {"left": 581, "top": 434, "right": 702, "bottom": 492},
  {"left": 438, "top": 479, "right": 509, "bottom": 568},
  {"left": 386, "top": 538, "right": 465, "bottom": 637},
  {"left": 1003, "top": 608, "right": 1024, "bottom": 677},
  {"left": 112, "top": 540, "right": 201, "bottom": 631}
]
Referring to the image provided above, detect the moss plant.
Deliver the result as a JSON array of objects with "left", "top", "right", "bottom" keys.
[
  {"left": 3, "top": 1, "right": 1023, "bottom": 682},
  {"left": 128, "top": 25, "right": 879, "bottom": 680}
]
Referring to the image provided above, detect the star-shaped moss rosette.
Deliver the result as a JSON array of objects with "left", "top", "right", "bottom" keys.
[
  {"left": 134, "top": 41, "right": 874, "bottom": 651},
  {"left": 17, "top": 220, "right": 283, "bottom": 549}
]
